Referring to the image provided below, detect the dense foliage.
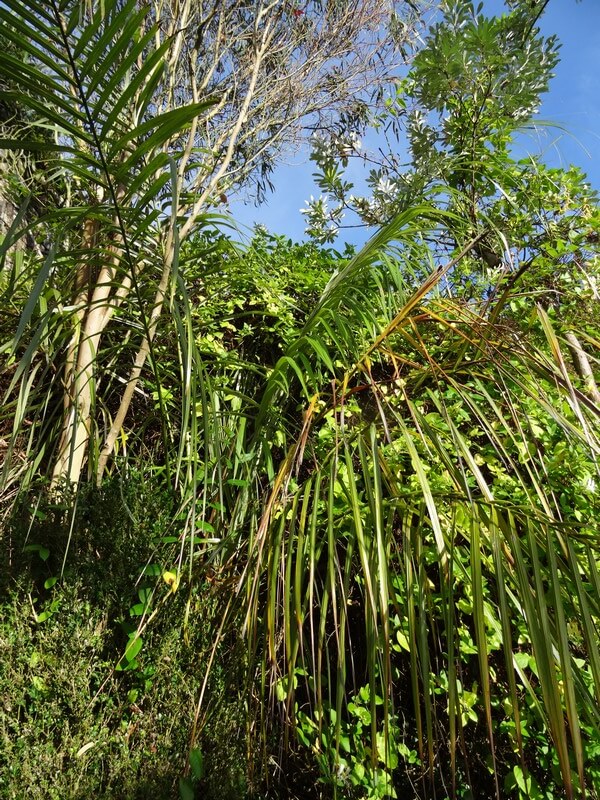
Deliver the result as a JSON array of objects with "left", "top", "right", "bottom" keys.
[{"left": 1, "top": 1, "right": 600, "bottom": 799}]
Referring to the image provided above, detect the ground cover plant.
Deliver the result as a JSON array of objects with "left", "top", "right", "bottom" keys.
[
  {"left": 0, "top": 478, "right": 252, "bottom": 800},
  {"left": 1, "top": 1, "right": 600, "bottom": 798}
]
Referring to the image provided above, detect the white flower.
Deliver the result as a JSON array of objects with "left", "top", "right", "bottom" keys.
[
  {"left": 300, "top": 194, "right": 329, "bottom": 216},
  {"left": 310, "top": 133, "right": 336, "bottom": 164},
  {"left": 348, "top": 131, "right": 362, "bottom": 151},
  {"left": 375, "top": 176, "right": 397, "bottom": 198}
]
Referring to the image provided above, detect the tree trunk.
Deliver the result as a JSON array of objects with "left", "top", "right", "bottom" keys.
[{"left": 51, "top": 192, "right": 126, "bottom": 487}]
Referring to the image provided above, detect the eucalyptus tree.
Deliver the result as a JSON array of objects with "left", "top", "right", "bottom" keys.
[{"left": 0, "top": 0, "right": 429, "bottom": 494}]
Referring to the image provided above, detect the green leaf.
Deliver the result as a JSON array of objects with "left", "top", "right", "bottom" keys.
[
  {"left": 178, "top": 777, "right": 195, "bottom": 800},
  {"left": 124, "top": 634, "right": 143, "bottom": 663},
  {"left": 109, "top": 102, "right": 215, "bottom": 164},
  {"left": 10, "top": 246, "right": 56, "bottom": 354},
  {"left": 23, "top": 544, "right": 50, "bottom": 562},
  {"left": 189, "top": 748, "right": 204, "bottom": 781}
]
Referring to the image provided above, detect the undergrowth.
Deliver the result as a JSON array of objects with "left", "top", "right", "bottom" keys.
[{"left": 0, "top": 476, "right": 253, "bottom": 800}]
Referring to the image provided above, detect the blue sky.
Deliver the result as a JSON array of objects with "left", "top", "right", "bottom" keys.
[{"left": 229, "top": 0, "right": 600, "bottom": 248}]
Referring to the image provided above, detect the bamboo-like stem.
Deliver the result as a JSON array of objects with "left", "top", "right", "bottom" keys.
[{"left": 565, "top": 330, "right": 600, "bottom": 406}]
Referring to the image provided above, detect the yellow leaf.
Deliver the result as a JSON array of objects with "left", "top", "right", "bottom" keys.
[{"left": 163, "top": 571, "right": 179, "bottom": 593}]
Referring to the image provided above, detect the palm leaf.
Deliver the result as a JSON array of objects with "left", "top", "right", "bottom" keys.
[{"left": 231, "top": 215, "right": 600, "bottom": 796}]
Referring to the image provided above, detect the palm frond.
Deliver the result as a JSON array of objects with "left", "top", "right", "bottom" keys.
[{"left": 230, "top": 218, "right": 600, "bottom": 796}]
